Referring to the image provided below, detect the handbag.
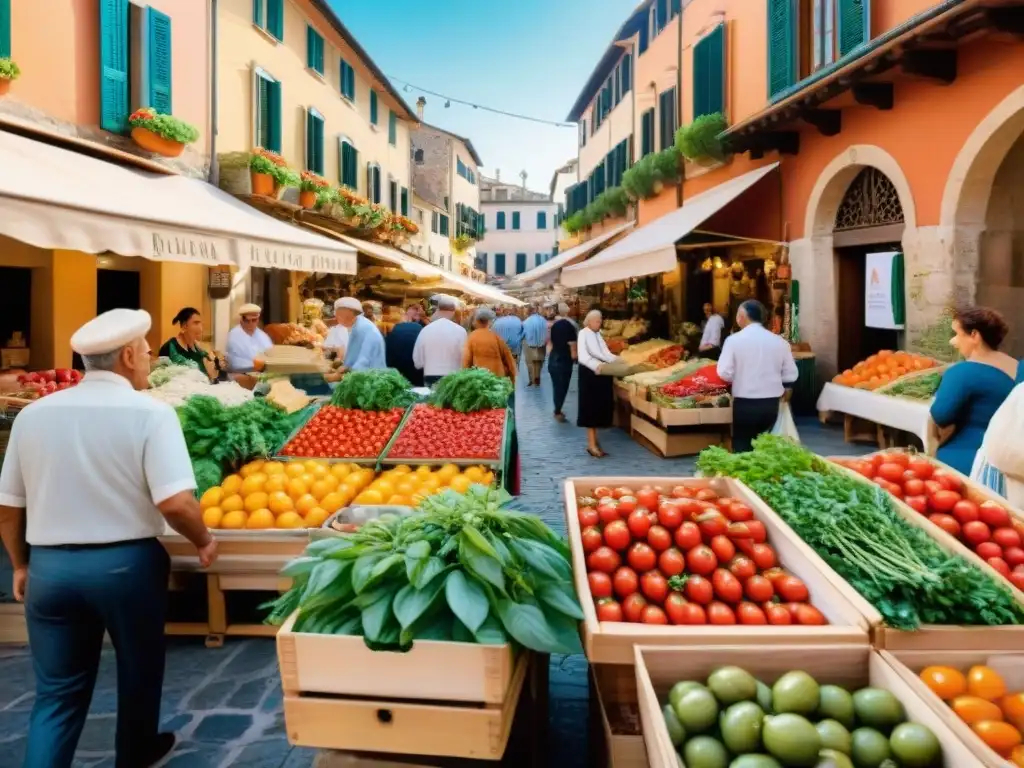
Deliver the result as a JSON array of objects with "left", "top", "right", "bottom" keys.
[{"left": 771, "top": 401, "right": 801, "bottom": 443}]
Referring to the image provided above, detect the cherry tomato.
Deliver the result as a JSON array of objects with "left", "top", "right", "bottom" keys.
[
  {"left": 988, "top": 557, "right": 1011, "bottom": 578},
  {"left": 1010, "top": 570, "right": 1024, "bottom": 591},
  {"left": 1004, "top": 546, "right": 1024, "bottom": 568},
  {"left": 980, "top": 502, "right": 1012, "bottom": 529},
  {"left": 727, "top": 521, "right": 753, "bottom": 540},
  {"left": 697, "top": 511, "right": 728, "bottom": 538},
  {"left": 593, "top": 486, "right": 613, "bottom": 499},
  {"left": 722, "top": 502, "right": 754, "bottom": 522},
  {"left": 587, "top": 546, "right": 621, "bottom": 574},
  {"left": 642, "top": 605, "right": 669, "bottom": 624},
  {"left": 611, "top": 486, "right": 634, "bottom": 500},
  {"left": 588, "top": 571, "right": 613, "bottom": 599},
  {"left": 595, "top": 598, "right": 622, "bottom": 622},
  {"left": 636, "top": 488, "right": 660, "bottom": 510},
  {"left": 711, "top": 568, "right": 742, "bottom": 603},
  {"left": 928, "top": 513, "right": 961, "bottom": 539},
  {"left": 616, "top": 496, "right": 638, "bottom": 517},
  {"left": 848, "top": 460, "right": 875, "bottom": 478},
  {"left": 657, "top": 501, "right": 684, "bottom": 530},
  {"left": 695, "top": 488, "right": 719, "bottom": 502},
  {"left": 603, "top": 520, "right": 631, "bottom": 551},
  {"left": 903, "top": 478, "right": 925, "bottom": 497},
  {"left": 952, "top": 499, "right": 981, "bottom": 524},
  {"left": 774, "top": 575, "right": 809, "bottom": 602},
  {"left": 962, "top": 520, "right": 992, "bottom": 546},
  {"left": 933, "top": 471, "right": 963, "bottom": 493},
  {"left": 626, "top": 509, "right": 652, "bottom": 540},
  {"left": 627, "top": 542, "right": 657, "bottom": 573},
  {"left": 622, "top": 593, "right": 647, "bottom": 623},
  {"left": 795, "top": 604, "right": 827, "bottom": 625},
  {"left": 581, "top": 526, "right": 604, "bottom": 553},
  {"left": 597, "top": 500, "right": 621, "bottom": 525},
  {"left": 670, "top": 485, "right": 693, "bottom": 499},
  {"left": 613, "top": 567, "right": 639, "bottom": 598},
  {"left": 750, "top": 544, "right": 777, "bottom": 570},
  {"left": 907, "top": 457, "right": 934, "bottom": 479},
  {"left": 677, "top": 498, "right": 703, "bottom": 519},
  {"left": 684, "top": 574, "right": 714, "bottom": 605},
  {"left": 578, "top": 506, "right": 599, "bottom": 528},
  {"left": 764, "top": 603, "right": 792, "bottom": 625},
  {"left": 876, "top": 463, "right": 905, "bottom": 484},
  {"left": 744, "top": 574, "right": 774, "bottom": 602},
  {"left": 931, "top": 490, "right": 962, "bottom": 513},
  {"left": 737, "top": 602, "right": 767, "bottom": 624},
  {"left": 729, "top": 555, "right": 757, "bottom": 581},
  {"left": 976, "top": 541, "right": 1003, "bottom": 561},
  {"left": 641, "top": 571, "right": 669, "bottom": 604},
  {"left": 664, "top": 593, "right": 705, "bottom": 625},
  {"left": 994, "top": 527, "right": 1023, "bottom": 549},
  {"left": 687, "top": 545, "right": 718, "bottom": 576},
  {"left": 647, "top": 525, "right": 673, "bottom": 552},
  {"left": 905, "top": 496, "right": 929, "bottom": 515},
  {"left": 673, "top": 521, "right": 701, "bottom": 550},
  {"left": 743, "top": 520, "right": 767, "bottom": 543},
  {"left": 709, "top": 535, "right": 736, "bottom": 563},
  {"left": 658, "top": 548, "right": 686, "bottom": 577},
  {"left": 879, "top": 452, "right": 909, "bottom": 468},
  {"left": 707, "top": 601, "right": 736, "bottom": 625}
]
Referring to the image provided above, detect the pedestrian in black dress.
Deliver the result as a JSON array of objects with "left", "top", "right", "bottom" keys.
[
  {"left": 548, "top": 302, "right": 577, "bottom": 422},
  {"left": 576, "top": 309, "right": 619, "bottom": 457}
]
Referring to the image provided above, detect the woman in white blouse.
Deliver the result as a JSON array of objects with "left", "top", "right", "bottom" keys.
[{"left": 577, "top": 309, "right": 619, "bottom": 457}]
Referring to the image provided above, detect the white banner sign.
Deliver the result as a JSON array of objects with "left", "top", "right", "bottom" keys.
[{"left": 865, "top": 251, "right": 903, "bottom": 330}]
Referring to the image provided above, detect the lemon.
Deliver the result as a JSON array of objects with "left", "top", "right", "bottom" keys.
[
  {"left": 284, "top": 462, "right": 306, "bottom": 478},
  {"left": 286, "top": 478, "right": 308, "bottom": 499},
  {"left": 387, "top": 494, "right": 410, "bottom": 507},
  {"left": 415, "top": 465, "right": 433, "bottom": 477},
  {"left": 309, "top": 480, "right": 333, "bottom": 501},
  {"left": 392, "top": 464, "right": 412, "bottom": 474},
  {"left": 436, "top": 464, "right": 460, "bottom": 484},
  {"left": 330, "top": 463, "right": 352, "bottom": 480},
  {"left": 199, "top": 487, "right": 223, "bottom": 510},
  {"left": 240, "top": 474, "right": 268, "bottom": 496},
  {"left": 246, "top": 508, "right": 275, "bottom": 529},
  {"left": 220, "top": 474, "right": 243, "bottom": 494},
  {"left": 355, "top": 489, "right": 384, "bottom": 505},
  {"left": 239, "top": 460, "right": 265, "bottom": 478},
  {"left": 202, "top": 506, "right": 223, "bottom": 528},
  {"left": 449, "top": 475, "right": 472, "bottom": 494},
  {"left": 463, "top": 466, "right": 485, "bottom": 483},
  {"left": 220, "top": 510, "right": 248, "bottom": 529},
  {"left": 268, "top": 491, "right": 294, "bottom": 516},
  {"left": 262, "top": 461, "right": 286, "bottom": 476},
  {"left": 304, "top": 507, "right": 329, "bottom": 527},
  {"left": 276, "top": 511, "right": 305, "bottom": 529},
  {"left": 221, "top": 494, "right": 245, "bottom": 513},
  {"left": 319, "top": 492, "right": 345, "bottom": 514},
  {"left": 350, "top": 469, "right": 374, "bottom": 489},
  {"left": 419, "top": 477, "right": 441, "bottom": 493},
  {"left": 243, "top": 492, "right": 269, "bottom": 513},
  {"left": 295, "top": 493, "right": 319, "bottom": 515},
  {"left": 264, "top": 475, "right": 288, "bottom": 494},
  {"left": 372, "top": 480, "right": 395, "bottom": 499},
  {"left": 304, "top": 459, "right": 328, "bottom": 474},
  {"left": 396, "top": 480, "right": 418, "bottom": 496}
]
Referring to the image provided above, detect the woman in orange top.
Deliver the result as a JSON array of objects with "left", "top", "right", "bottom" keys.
[{"left": 463, "top": 307, "right": 517, "bottom": 382}]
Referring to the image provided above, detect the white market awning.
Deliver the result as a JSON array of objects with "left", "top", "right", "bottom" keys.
[
  {"left": 0, "top": 129, "right": 357, "bottom": 274},
  {"left": 442, "top": 271, "right": 525, "bottom": 307},
  {"left": 514, "top": 220, "right": 635, "bottom": 284},
  {"left": 560, "top": 163, "right": 780, "bottom": 288}
]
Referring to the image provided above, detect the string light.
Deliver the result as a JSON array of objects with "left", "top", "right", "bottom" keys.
[{"left": 390, "top": 76, "right": 575, "bottom": 128}]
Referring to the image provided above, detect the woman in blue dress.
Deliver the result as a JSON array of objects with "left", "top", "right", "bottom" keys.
[{"left": 930, "top": 307, "right": 1022, "bottom": 476}]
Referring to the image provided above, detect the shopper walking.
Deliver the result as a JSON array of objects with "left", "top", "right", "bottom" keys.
[
  {"left": 493, "top": 306, "right": 525, "bottom": 375},
  {"left": 0, "top": 309, "right": 217, "bottom": 768},
  {"left": 577, "top": 309, "right": 619, "bottom": 457},
  {"left": 548, "top": 302, "right": 578, "bottom": 423},
  {"left": 523, "top": 305, "right": 548, "bottom": 386},
  {"left": 699, "top": 303, "right": 726, "bottom": 360},
  {"left": 717, "top": 300, "right": 799, "bottom": 452},
  {"left": 413, "top": 295, "right": 468, "bottom": 386},
  {"left": 385, "top": 306, "right": 424, "bottom": 387},
  {"left": 463, "top": 307, "right": 518, "bottom": 381},
  {"left": 335, "top": 297, "right": 386, "bottom": 371}
]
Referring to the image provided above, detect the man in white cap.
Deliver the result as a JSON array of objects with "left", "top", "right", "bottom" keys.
[
  {"left": 323, "top": 297, "right": 351, "bottom": 359},
  {"left": 0, "top": 308, "right": 217, "bottom": 767},
  {"left": 225, "top": 303, "right": 273, "bottom": 372},
  {"left": 412, "top": 295, "right": 467, "bottom": 386},
  {"left": 334, "top": 296, "right": 386, "bottom": 371}
]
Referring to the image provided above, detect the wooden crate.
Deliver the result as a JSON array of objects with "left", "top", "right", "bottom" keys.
[
  {"left": 629, "top": 415, "right": 725, "bottom": 458},
  {"left": 628, "top": 392, "right": 659, "bottom": 421},
  {"left": 634, "top": 644, "right": 984, "bottom": 768},
  {"left": 564, "top": 477, "right": 870, "bottom": 665},
  {"left": 881, "top": 649, "right": 1024, "bottom": 768},
  {"left": 591, "top": 664, "right": 647, "bottom": 768}
]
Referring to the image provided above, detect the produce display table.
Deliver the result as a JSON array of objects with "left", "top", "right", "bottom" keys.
[{"left": 816, "top": 382, "right": 936, "bottom": 453}]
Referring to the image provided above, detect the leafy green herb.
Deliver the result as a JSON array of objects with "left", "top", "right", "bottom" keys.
[
  {"left": 429, "top": 368, "right": 513, "bottom": 413},
  {"left": 330, "top": 368, "right": 416, "bottom": 411},
  {"left": 0, "top": 58, "right": 21, "bottom": 81},
  {"left": 880, "top": 372, "right": 942, "bottom": 400},
  {"left": 129, "top": 108, "right": 200, "bottom": 144}
]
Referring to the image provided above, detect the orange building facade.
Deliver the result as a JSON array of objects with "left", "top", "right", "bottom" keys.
[{"left": 564, "top": 0, "right": 1024, "bottom": 378}]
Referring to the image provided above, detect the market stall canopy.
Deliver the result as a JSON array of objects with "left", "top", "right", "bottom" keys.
[
  {"left": 334, "top": 234, "right": 441, "bottom": 279},
  {"left": 514, "top": 220, "right": 635, "bottom": 285},
  {"left": 0, "top": 130, "right": 357, "bottom": 274},
  {"left": 560, "top": 163, "right": 780, "bottom": 288},
  {"left": 440, "top": 272, "right": 525, "bottom": 306}
]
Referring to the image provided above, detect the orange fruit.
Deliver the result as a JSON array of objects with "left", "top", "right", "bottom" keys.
[
  {"left": 240, "top": 474, "right": 267, "bottom": 496},
  {"left": 464, "top": 466, "right": 485, "bottom": 482},
  {"left": 239, "top": 460, "right": 265, "bottom": 477},
  {"left": 199, "top": 487, "right": 223, "bottom": 510},
  {"left": 355, "top": 489, "right": 384, "bottom": 505},
  {"left": 372, "top": 479, "right": 395, "bottom": 499},
  {"left": 309, "top": 479, "right": 333, "bottom": 501},
  {"left": 304, "top": 459, "right": 328, "bottom": 475},
  {"left": 243, "top": 492, "right": 269, "bottom": 514},
  {"left": 1011, "top": 744, "right": 1024, "bottom": 767},
  {"left": 969, "top": 666, "right": 1008, "bottom": 701},
  {"left": 304, "top": 507, "right": 329, "bottom": 527},
  {"left": 920, "top": 666, "right": 967, "bottom": 700},
  {"left": 298, "top": 472, "right": 318, "bottom": 489},
  {"left": 220, "top": 510, "right": 248, "bottom": 529},
  {"left": 318, "top": 492, "right": 346, "bottom": 514},
  {"left": 220, "top": 474, "right": 243, "bottom": 494},
  {"left": 264, "top": 475, "right": 288, "bottom": 494},
  {"left": 284, "top": 462, "right": 306, "bottom": 478},
  {"left": 275, "top": 511, "right": 305, "bottom": 529},
  {"left": 448, "top": 475, "right": 472, "bottom": 494},
  {"left": 201, "top": 506, "right": 223, "bottom": 528},
  {"left": 392, "top": 464, "right": 412, "bottom": 474},
  {"left": 386, "top": 494, "right": 410, "bottom": 506},
  {"left": 415, "top": 465, "right": 433, "bottom": 477},
  {"left": 262, "top": 461, "right": 285, "bottom": 476},
  {"left": 973, "top": 720, "right": 1022, "bottom": 756},
  {"left": 246, "top": 508, "right": 275, "bottom": 529},
  {"left": 436, "top": 464, "right": 459, "bottom": 484},
  {"left": 294, "top": 493, "right": 319, "bottom": 515},
  {"left": 220, "top": 494, "right": 244, "bottom": 513},
  {"left": 286, "top": 478, "right": 309, "bottom": 499},
  {"left": 1002, "top": 693, "right": 1024, "bottom": 731},
  {"left": 396, "top": 480, "right": 418, "bottom": 496},
  {"left": 268, "top": 491, "right": 294, "bottom": 516},
  {"left": 419, "top": 477, "right": 441, "bottom": 493},
  {"left": 951, "top": 696, "right": 1004, "bottom": 725}
]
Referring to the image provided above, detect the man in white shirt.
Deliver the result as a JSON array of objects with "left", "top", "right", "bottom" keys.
[
  {"left": 413, "top": 295, "right": 468, "bottom": 386},
  {"left": 0, "top": 309, "right": 217, "bottom": 768},
  {"left": 225, "top": 303, "right": 273, "bottom": 372},
  {"left": 699, "top": 303, "right": 726, "bottom": 360},
  {"left": 717, "top": 300, "right": 799, "bottom": 453},
  {"left": 323, "top": 298, "right": 351, "bottom": 360}
]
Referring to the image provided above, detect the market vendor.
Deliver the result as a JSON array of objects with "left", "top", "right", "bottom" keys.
[
  {"left": 699, "top": 303, "right": 726, "bottom": 360},
  {"left": 225, "top": 303, "right": 273, "bottom": 372},
  {"left": 335, "top": 296, "right": 386, "bottom": 371},
  {"left": 323, "top": 298, "right": 351, "bottom": 360},
  {"left": 159, "top": 307, "right": 222, "bottom": 382}
]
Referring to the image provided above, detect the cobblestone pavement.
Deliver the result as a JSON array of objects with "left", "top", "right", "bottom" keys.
[{"left": 0, "top": 367, "right": 863, "bottom": 767}]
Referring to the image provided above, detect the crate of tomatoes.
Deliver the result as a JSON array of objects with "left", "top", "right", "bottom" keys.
[
  {"left": 564, "top": 476, "right": 871, "bottom": 665},
  {"left": 276, "top": 403, "right": 409, "bottom": 465}
]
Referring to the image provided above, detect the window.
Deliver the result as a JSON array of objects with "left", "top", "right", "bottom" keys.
[
  {"left": 444, "top": 196, "right": 449, "bottom": 211},
  {"left": 338, "top": 138, "right": 358, "bottom": 190},
  {"left": 306, "top": 26, "right": 324, "bottom": 74},
  {"left": 366, "top": 163, "right": 381, "bottom": 204},
  {"left": 0, "top": 0, "right": 10, "bottom": 57},
  {"left": 253, "top": 68, "right": 282, "bottom": 153},
  {"left": 305, "top": 108, "right": 324, "bottom": 174},
  {"left": 369, "top": 89, "right": 378, "bottom": 124},
  {"left": 516, "top": 253, "right": 527, "bottom": 274},
  {"left": 100, "top": 1, "right": 173, "bottom": 133},
  {"left": 495, "top": 254, "right": 506, "bottom": 275},
  {"left": 837, "top": 0, "right": 870, "bottom": 58},
  {"left": 340, "top": 59, "right": 355, "bottom": 100},
  {"left": 693, "top": 24, "right": 726, "bottom": 119},
  {"left": 496, "top": 211, "right": 506, "bottom": 230},
  {"left": 438, "top": 214, "right": 449, "bottom": 237},
  {"left": 813, "top": 0, "right": 836, "bottom": 70},
  {"left": 512, "top": 211, "right": 520, "bottom": 230},
  {"left": 641, "top": 108, "right": 655, "bottom": 157},
  {"left": 537, "top": 211, "right": 547, "bottom": 230},
  {"left": 414, "top": 148, "right": 424, "bottom": 164},
  {"left": 389, "top": 179, "right": 398, "bottom": 211},
  {"left": 400, "top": 187, "right": 409, "bottom": 216},
  {"left": 456, "top": 157, "right": 466, "bottom": 177},
  {"left": 606, "top": 139, "right": 629, "bottom": 188},
  {"left": 476, "top": 253, "right": 487, "bottom": 271},
  {"left": 658, "top": 87, "right": 677, "bottom": 150},
  {"left": 431, "top": 211, "right": 438, "bottom": 234},
  {"left": 388, "top": 110, "right": 397, "bottom": 146},
  {"left": 535, "top": 253, "right": 544, "bottom": 267},
  {"left": 579, "top": 119, "right": 587, "bottom": 148},
  {"left": 618, "top": 53, "right": 632, "bottom": 99},
  {"left": 253, "top": 0, "right": 284, "bottom": 40}
]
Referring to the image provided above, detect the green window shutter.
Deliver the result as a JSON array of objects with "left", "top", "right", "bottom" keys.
[
  {"left": 537, "top": 211, "right": 546, "bottom": 229},
  {"left": 267, "top": 0, "right": 283, "bottom": 40},
  {"left": 253, "top": 0, "right": 263, "bottom": 27},
  {"left": 767, "top": 0, "right": 797, "bottom": 99},
  {"left": 838, "top": 0, "right": 870, "bottom": 56},
  {"left": 267, "top": 79, "right": 282, "bottom": 153},
  {"left": 497, "top": 212, "right": 505, "bottom": 230},
  {"left": 99, "top": 0, "right": 130, "bottom": 134},
  {"left": 370, "top": 90, "right": 378, "bottom": 124},
  {"left": 0, "top": 0, "right": 12, "bottom": 58},
  {"left": 512, "top": 211, "right": 520, "bottom": 230},
  {"left": 388, "top": 110, "right": 397, "bottom": 145},
  {"left": 694, "top": 24, "right": 725, "bottom": 118},
  {"left": 516, "top": 253, "right": 526, "bottom": 273},
  {"left": 620, "top": 53, "right": 632, "bottom": 95},
  {"left": 495, "top": 254, "right": 505, "bottom": 275},
  {"left": 400, "top": 187, "right": 409, "bottom": 216},
  {"left": 147, "top": 9, "right": 173, "bottom": 114},
  {"left": 373, "top": 166, "right": 381, "bottom": 204},
  {"left": 641, "top": 109, "right": 653, "bottom": 156}
]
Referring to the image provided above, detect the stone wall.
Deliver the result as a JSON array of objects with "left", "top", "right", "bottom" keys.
[{"left": 411, "top": 127, "right": 450, "bottom": 211}]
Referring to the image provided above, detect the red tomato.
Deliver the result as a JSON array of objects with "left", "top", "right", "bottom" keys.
[
  {"left": 578, "top": 506, "right": 599, "bottom": 528},
  {"left": 905, "top": 496, "right": 929, "bottom": 515},
  {"left": 612, "top": 567, "right": 639, "bottom": 598},
  {"left": 848, "top": 460, "right": 875, "bottom": 478},
  {"left": 636, "top": 488, "right": 660, "bottom": 510},
  {"left": 658, "top": 548, "right": 686, "bottom": 577},
  {"left": 597, "top": 500, "right": 621, "bottom": 525},
  {"left": 750, "top": 543, "right": 778, "bottom": 570},
  {"left": 695, "top": 488, "right": 719, "bottom": 502},
  {"left": 581, "top": 526, "right": 604, "bottom": 553},
  {"left": 980, "top": 502, "right": 1012, "bottom": 529},
  {"left": 611, "top": 486, "right": 634, "bottom": 500},
  {"left": 1010, "top": 570, "right": 1024, "bottom": 591},
  {"left": 642, "top": 605, "right": 669, "bottom": 624},
  {"left": 710, "top": 535, "right": 736, "bottom": 563},
  {"left": 1004, "top": 546, "right": 1024, "bottom": 568},
  {"left": 729, "top": 556, "right": 757, "bottom": 580},
  {"left": 952, "top": 499, "right": 981, "bottom": 524},
  {"left": 712, "top": 568, "right": 743, "bottom": 604},
  {"left": 626, "top": 509, "right": 652, "bottom": 540},
  {"left": 737, "top": 602, "right": 767, "bottom": 625},
  {"left": 764, "top": 603, "right": 792, "bottom": 625},
  {"left": 677, "top": 600, "right": 708, "bottom": 625},
  {"left": 884, "top": 481, "right": 905, "bottom": 500},
  {"left": 588, "top": 571, "right": 613, "bottom": 599},
  {"left": 593, "top": 486, "right": 613, "bottom": 499},
  {"left": 987, "top": 557, "right": 1011, "bottom": 578},
  {"left": 617, "top": 495, "right": 637, "bottom": 515},
  {"left": 879, "top": 452, "right": 910, "bottom": 467},
  {"left": 903, "top": 478, "right": 925, "bottom": 497},
  {"left": 976, "top": 541, "right": 1003, "bottom": 561},
  {"left": 641, "top": 572, "right": 669, "bottom": 604},
  {"left": 622, "top": 594, "right": 647, "bottom": 623},
  {"left": 774, "top": 575, "right": 810, "bottom": 602},
  {"left": 664, "top": 593, "right": 688, "bottom": 625},
  {"left": 930, "top": 490, "right": 962, "bottom": 513},
  {"left": 744, "top": 575, "right": 774, "bottom": 602},
  {"left": 677, "top": 498, "right": 703, "bottom": 519},
  {"left": 670, "top": 485, "right": 693, "bottom": 499},
  {"left": 647, "top": 525, "right": 673, "bottom": 552},
  {"left": 795, "top": 604, "right": 827, "bottom": 625},
  {"left": 595, "top": 598, "right": 622, "bottom": 622},
  {"left": 743, "top": 520, "right": 767, "bottom": 543},
  {"left": 684, "top": 574, "right": 714, "bottom": 605},
  {"left": 687, "top": 545, "right": 718, "bottom": 576},
  {"left": 657, "top": 501, "right": 684, "bottom": 530},
  {"left": 587, "top": 547, "right": 621, "bottom": 574},
  {"left": 707, "top": 601, "right": 736, "bottom": 625},
  {"left": 933, "top": 471, "right": 963, "bottom": 493},
  {"left": 877, "top": 462, "right": 906, "bottom": 484},
  {"left": 962, "top": 520, "right": 992, "bottom": 546},
  {"left": 627, "top": 542, "right": 657, "bottom": 572},
  {"left": 722, "top": 502, "right": 754, "bottom": 522},
  {"left": 673, "top": 522, "right": 701, "bottom": 550},
  {"left": 603, "top": 520, "right": 631, "bottom": 551},
  {"left": 924, "top": 480, "right": 944, "bottom": 497},
  {"left": 927, "top": 513, "right": 961, "bottom": 539},
  {"left": 907, "top": 457, "right": 934, "bottom": 479},
  {"left": 697, "top": 511, "right": 728, "bottom": 538},
  {"left": 994, "top": 527, "right": 1023, "bottom": 549}
]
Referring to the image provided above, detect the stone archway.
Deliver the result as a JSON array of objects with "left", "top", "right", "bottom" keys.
[{"left": 789, "top": 145, "right": 918, "bottom": 377}]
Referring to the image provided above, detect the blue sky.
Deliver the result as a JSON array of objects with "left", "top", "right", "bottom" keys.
[{"left": 330, "top": 0, "right": 638, "bottom": 196}]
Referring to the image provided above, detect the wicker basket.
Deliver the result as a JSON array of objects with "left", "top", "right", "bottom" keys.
[{"left": 0, "top": 397, "right": 32, "bottom": 464}]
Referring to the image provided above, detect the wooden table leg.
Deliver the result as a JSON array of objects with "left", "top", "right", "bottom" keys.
[
  {"left": 205, "top": 574, "right": 226, "bottom": 648},
  {"left": 843, "top": 415, "right": 854, "bottom": 443}
]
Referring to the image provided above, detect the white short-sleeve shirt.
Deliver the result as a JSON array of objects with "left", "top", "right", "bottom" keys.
[{"left": 0, "top": 370, "right": 197, "bottom": 545}]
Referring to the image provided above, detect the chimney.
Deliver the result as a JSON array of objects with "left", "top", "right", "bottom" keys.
[
  {"left": 416, "top": 96, "right": 426, "bottom": 121},
  {"left": 520, "top": 170, "right": 528, "bottom": 192}
]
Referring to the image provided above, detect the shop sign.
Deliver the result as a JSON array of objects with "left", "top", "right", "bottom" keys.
[
  {"left": 150, "top": 230, "right": 232, "bottom": 265},
  {"left": 246, "top": 244, "right": 356, "bottom": 275},
  {"left": 864, "top": 251, "right": 905, "bottom": 330}
]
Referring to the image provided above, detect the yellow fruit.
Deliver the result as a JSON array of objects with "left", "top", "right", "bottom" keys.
[
  {"left": 420, "top": 476, "right": 441, "bottom": 493},
  {"left": 463, "top": 466, "right": 485, "bottom": 483},
  {"left": 268, "top": 491, "right": 294, "bottom": 516},
  {"left": 396, "top": 480, "right": 418, "bottom": 496},
  {"left": 319, "top": 492, "right": 346, "bottom": 514},
  {"left": 410, "top": 493, "right": 426, "bottom": 506},
  {"left": 387, "top": 494, "right": 410, "bottom": 507},
  {"left": 415, "top": 465, "right": 433, "bottom": 477},
  {"left": 199, "top": 487, "right": 223, "bottom": 510},
  {"left": 309, "top": 479, "right": 333, "bottom": 501},
  {"left": 436, "top": 464, "right": 460, "bottom": 483},
  {"left": 202, "top": 506, "right": 223, "bottom": 528},
  {"left": 304, "top": 459, "right": 328, "bottom": 472},
  {"left": 262, "top": 461, "right": 285, "bottom": 475},
  {"left": 276, "top": 511, "right": 305, "bottom": 529},
  {"left": 221, "top": 494, "right": 245, "bottom": 513},
  {"left": 449, "top": 475, "right": 472, "bottom": 494},
  {"left": 220, "top": 510, "right": 248, "bottom": 529},
  {"left": 246, "top": 508, "right": 275, "bottom": 529},
  {"left": 240, "top": 474, "right": 268, "bottom": 496},
  {"left": 392, "top": 464, "right": 412, "bottom": 474},
  {"left": 284, "top": 462, "right": 306, "bottom": 478},
  {"left": 483, "top": 472, "right": 495, "bottom": 485},
  {"left": 220, "top": 474, "right": 243, "bottom": 494},
  {"left": 240, "top": 460, "right": 265, "bottom": 477},
  {"left": 355, "top": 489, "right": 384, "bottom": 505},
  {"left": 372, "top": 479, "right": 395, "bottom": 499},
  {"left": 304, "top": 507, "right": 329, "bottom": 527},
  {"left": 295, "top": 494, "right": 319, "bottom": 515},
  {"left": 296, "top": 472, "right": 315, "bottom": 489},
  {"left": 243, "top": 492, "right": 270, "bottom": 513},
  {"left": 350, "top": 469, "right": 374, "bottom": 489},
  {"left": 286, "top": 478, "right": 308, "bottom": 499},
  {"left": 331, "top": 463, "right": 353, "bottom": 480},
  {"left": 264, "top": 475, "right": 288, "bottom": 494}
]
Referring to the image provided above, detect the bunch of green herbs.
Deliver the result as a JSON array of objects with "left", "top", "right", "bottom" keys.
[
  {"left": 429, "top": 368, "right": 513, "bottom": 412},
  {"left": 880, "top": 372, "right": 942, "bottom": 400},
  {"left": 330, "top": 368, "right": 416, "bottom": 411}
]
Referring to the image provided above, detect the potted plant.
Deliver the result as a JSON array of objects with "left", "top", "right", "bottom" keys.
[
  {"left": 248, "top": 148, "right": 298, "bottom": 197},
  {"left": 650, "top": 146, "right": 683, "bottom": 192},
  {"left": 298, "top": 171, "right": 330, "bottom": 209},
  {"left": 564, "top": 212, "right": 586, "bottom": 235},
  {"left": 450, "top": 233, "right": 474, "bottom": 254},
  {"left": 0, "top": 58, "right": 20, "bottom": 96},
  {"left": 622, "top": 154, "right": 657, "bottom": 200},
  {"left": 396, "top": 215, "right": 419, "bottom": 235},
  {"left": 128, "top": 108, "right": 200, "bottom": 158},
  {"left": 675, "top": 113, "right": 730, "bottom": 165}
]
